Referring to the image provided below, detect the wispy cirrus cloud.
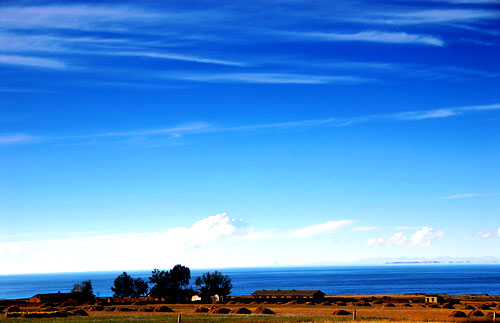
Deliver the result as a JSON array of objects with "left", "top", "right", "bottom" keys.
[
  {"left": 176, "top": 73, "right": 370, "bottom": 84},
  {"left": 280, "top": 30, "right": 444, "bottom": 46},
  {"left": 115, "top": 51, "right": 246, "bottom": 67},
  {"left": 366, "top": 9, "right": 499, "bottom": 25},
  {"left": 441, "top": 193, "right": 497, "bottom": 199},
  {"left": 0, "top": 55, "right": 66, "bottom": 69},
  {"left": 0, "top": 134, "right": 39, "bottom": 145},
  {"left": 291, "top": 220, "right": 354, "bottom": 237},
  {"left": 0, "top": 5, "right": 169, "bottom": 31},
  {"left": 352, "top": 226, "right": 377, "bottom": 232},
  {"left": 3, "top": 102, "right": 500, "bottom": 146},
  {"left": 0, "top": 32, "right": 246, "bottom": 68}
]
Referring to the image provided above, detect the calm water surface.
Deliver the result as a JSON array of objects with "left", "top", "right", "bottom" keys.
[{"left": 0, "top": 265, "right": 499, "bottom": 299}]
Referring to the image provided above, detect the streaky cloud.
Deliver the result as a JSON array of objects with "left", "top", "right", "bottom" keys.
[
  {"left": 353, "top": 226, "right": 377, "bottom": 232},
  {"left": 0, "top": 5, "right": 168, "bottom": 31},
  {"left": 441, "top": 192, "right": 497, "bottom": 199},
  {"left": 4, "top": 103, "right": 499, "bottom": 146},
  {"left": 291, "top": 220, "right": 355, "bottom": 237},
  {"left": 280, "top": 30, "right": 444, "bottom": 46},
  {"left": 114, "top": 51, "right": 246, "bottom": 67},
  {"left": 176, "top": 73, "right": 370, "bottom": 84},
  {"left": 0, "top": 134, "right": 39, "bottom": 145},
  {"left": 367, "top": 9, "right": 499, "bottom": 25},
  {"left": 0, "top": 55, "right": 66, "bottom": 69}
]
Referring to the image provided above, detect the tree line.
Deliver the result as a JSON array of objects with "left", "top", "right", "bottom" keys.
[{"left": 110, "top": 265, "right": 232, "bottom": 301}]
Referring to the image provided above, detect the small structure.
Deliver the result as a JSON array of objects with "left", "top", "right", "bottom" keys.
[
  {"left": 425, "top": 295, "right": 443, "bottom": 304},
  {"left": 251, "top": 289, "right": 325, "bottom": 301},
  {"left": 191, "top": 295, "right": 202, "bottom": 302},
  {"left": 30, "top": 292, "right": 81, "bottom": 304}
]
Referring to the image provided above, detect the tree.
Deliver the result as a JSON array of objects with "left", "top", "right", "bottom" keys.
[
  {"left": 195, "top": 271, "right": 232, "bottom": 298},
  {"left": 148, "top": 265, "right": 191, "bottom": 301},
  {"left": 169, "top": 264, "right": 191, "bottom": 294},
  {"left": 72, "top": 279, "right": 93, "bottom": 295},
  {"left": 111, "top": 272, "right": 149, "bottom": 298},
  {"left": 149, "top": 269, "right": 171, "bottom": 300},
  {"left": 132, "top": 278, "right": 149, "bottom": 298},
  {"left": 71, "top": 279, "right": 94, "bottom": 303}
]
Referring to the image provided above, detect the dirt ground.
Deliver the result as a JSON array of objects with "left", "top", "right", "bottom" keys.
[{"left": 3, "top": 294, "right": 500, "bottom": 322}]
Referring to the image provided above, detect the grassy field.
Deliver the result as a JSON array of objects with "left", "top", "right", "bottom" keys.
[{"left": 2, "top": 295, "right": 498, "bottom": 322}]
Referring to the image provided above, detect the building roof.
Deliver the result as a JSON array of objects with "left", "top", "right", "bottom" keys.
[
  {"left": 31, "top": 292, "right": 85, "bottom": 301},
  {"left": 251, "top": 289, "right": 324, "bottom": 297}
]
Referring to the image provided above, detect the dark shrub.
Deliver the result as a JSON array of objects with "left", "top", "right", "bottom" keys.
[
  {"left": 449, "top": 311, "right": 466, "bottom": 318},
  {"left": 70, "top": 309, "right": 89, "bottom": 316},
  {"left": 254, "top": 307, "right": 275, "bottom": 315},
  {"left": 234, "top": 307, "right": 252, "bottom": 314},
  {"left": 195, "top": 306, "right": 209, "bottom": 313}
]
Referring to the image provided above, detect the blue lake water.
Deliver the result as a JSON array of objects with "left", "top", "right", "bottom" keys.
[{"left": 1, "top": 265, "right": 499, "bottom": 299}]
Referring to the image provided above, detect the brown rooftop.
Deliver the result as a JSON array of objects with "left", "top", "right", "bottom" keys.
[{"left": 251, "top": 289, "right": 324, "bottom": 297}]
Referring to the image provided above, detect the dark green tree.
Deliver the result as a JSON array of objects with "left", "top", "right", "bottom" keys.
[
  {"left": 148, "top": 265, "right": 191, "bottom": 301},
  {"left": 195, "top": 271, "right": 232, "bottom": 298},
  {"left": 169, "top": 264, "right": 191, "bottom": 294},
  {"left": 111, "top": 272, "right": 134, "bottom": 297},
  {"left": 149, "top": 269, "right": 171, "bottom": 300},
  {"left": 132, "top": 277, "right": 149, "bottom": 298},
  {"left": 71, "top": 279, "right": 95, "bottom": 303},
  {"left": 72, "top": 279, "right": 93, "bottom": 295}
]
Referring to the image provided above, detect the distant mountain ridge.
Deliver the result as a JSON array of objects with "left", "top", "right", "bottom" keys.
[{"left": 357, "top": 256, "right": 500, "bottom": 265}]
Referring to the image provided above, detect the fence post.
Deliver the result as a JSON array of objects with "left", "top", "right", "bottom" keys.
[
  {"left": 493, "top": 311, "right": 496, "bottom": 323},
  {"left": 353, "top": 309, "right": 356, "bottom": 321},
  {"left": 178, "top": 313, "right": 182, "bottom": 323}
]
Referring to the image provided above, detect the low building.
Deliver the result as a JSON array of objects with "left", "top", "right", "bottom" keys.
[
  {"left": 251, "top": 289, "right": 325, "bottom": 301},
  {"left": 30, "top": 292, "right": 88, "bottom": 304},
  {"left": 424, "top": 295, "right": 443, "bottom": 304}
]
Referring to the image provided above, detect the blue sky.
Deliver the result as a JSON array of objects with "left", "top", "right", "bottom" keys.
[{"left": 0, "top": 0, "right": 499, "bottom": 274}]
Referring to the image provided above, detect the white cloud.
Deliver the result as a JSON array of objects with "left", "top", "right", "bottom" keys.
[
  {"left": 498, "top": 226, "right": 500, "bottom": 238},
  {"left": 291, "top": 220, "right": 354, "bottom": 237},
  {"left": 410, "top": 227, "right": 444, "bottom": 247},
  {"left": 395, "top": 109, "right": 458, "bottom": 120},
  {"left": 0, "top": 213, "right": 248, "bottom": 274},
  {"left": 441, "top": 193, "right": 497, "bottom": 199},
  {"left": 353, "top": 226, "right": 377, "bottom": 232},
  {"left": 389, "top": 232, "right": 408, "bottom": 246},
  {"left": 478, "top": 232, "right": 492, "bottom": 239},
  {"left": 0, "top": 134, "right": 38, "bottom": 144},
  {"left": 286, "top": 30, "right": 443, "bottom": 46},
  {"left": 0, "top": 5, "right": 167, "bottom": 31},
  {"left": 6, "top": 102, "right": 500, "bottom": 146},
  {"left": 0, "top": 55, "right": 66, "bottom": 69},
  {"left": 394, "top": 226, "right": 423, "bottom": 230},
  {"left": 177, "top": 73, "right": 369, "bottom": 85},
  {"left": 367, "top": 227, "right": 444, "bottom": 247},
  {"left": 369, "top": 9, "right": 498, "bottom": 25},
  {"left": 115, "top": 51, "right": 245, "bottom": 67},
  {"left": 366, "top": 237, "right": 385, "bottom": 246}
]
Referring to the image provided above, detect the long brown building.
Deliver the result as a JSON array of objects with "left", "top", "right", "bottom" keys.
[{"left": 251, "top": 289, "right": 325, "bottom": 301}]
